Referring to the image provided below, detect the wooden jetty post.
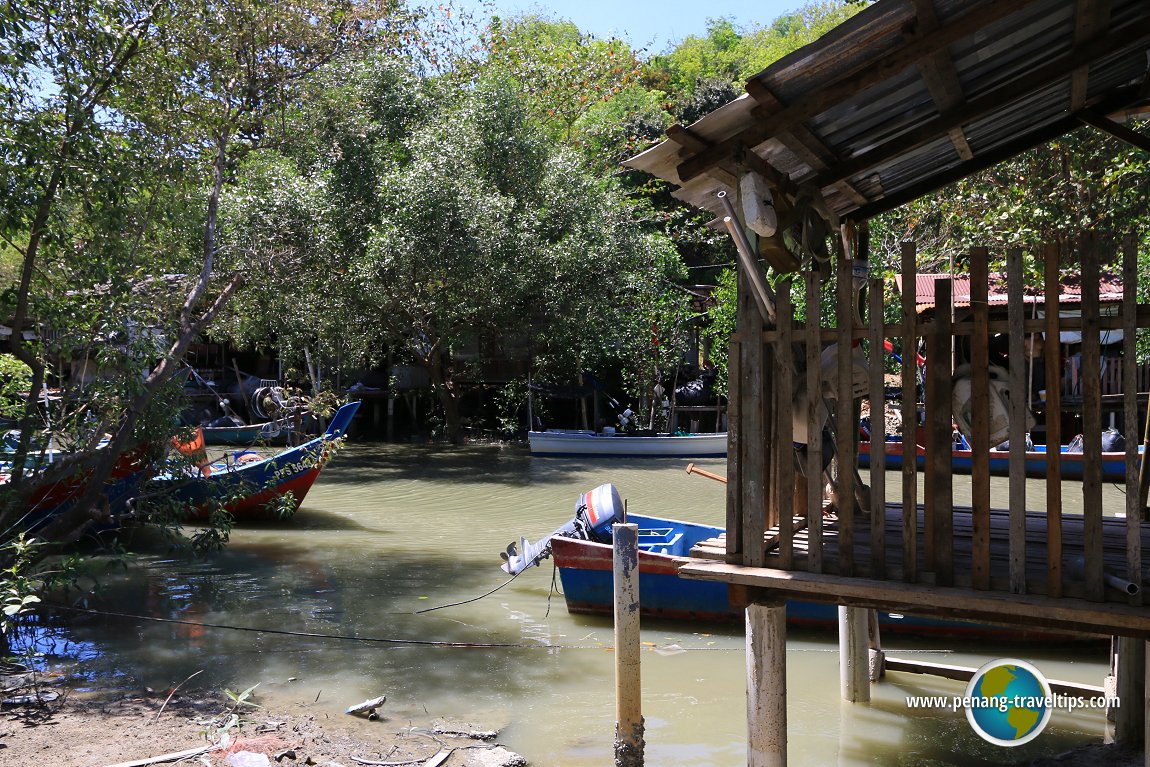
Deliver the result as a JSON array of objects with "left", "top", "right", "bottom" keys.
[
  {"left": 613, "top": 523, "right": 644, "bottom": 767},
  {"left": 747, "top": 598, "right": 787, "bottom": 767}
]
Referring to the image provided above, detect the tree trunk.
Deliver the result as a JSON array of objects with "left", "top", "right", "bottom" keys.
[
  {"left": 425, "top": 354, "right": 462, "bottom": 443},
  {"left": 36, "top": 137, "right": 241, "bottom": 547}
]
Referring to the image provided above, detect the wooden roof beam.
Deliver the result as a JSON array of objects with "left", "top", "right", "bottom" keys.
[
  {"left": 744, "top": 80, "right": 870, "bottom": 206},
  {"left": 1078, "top": 109, "right": 1150, "bottom": 153},
  {"left": 675, "top": 0, "right": 1048, "bottom": 184},
  {"left": 666, "top": 124, "right": 739, "bottom": 188},
  {"left": 912, "top": 0, "right": 974, "bottom": 161},
  {"left": 812, "top": 18, "right": 1150, "bottom": 189},
  {"left": 1070, "top": 0, "right": 1112, "bottom": 110}
]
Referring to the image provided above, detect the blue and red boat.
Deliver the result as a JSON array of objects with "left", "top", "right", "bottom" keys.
[
  {"left": 164, "top": 401, "right": 359, "bottom": 521},
  {"left": 858, "top": 436, "right": 1140, "bottom": 482},
  {"left": 503, "top": 483, "right": 1090, "bottom": 641}
]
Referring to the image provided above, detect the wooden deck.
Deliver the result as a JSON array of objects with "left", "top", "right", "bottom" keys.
[{"left": 684, "top": 503, "right": 1150, "bottom": 638}]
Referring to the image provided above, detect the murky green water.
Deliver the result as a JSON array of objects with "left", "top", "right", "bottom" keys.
[{"left": 41, "top": 444, "right": 1121, "bottom": 765}]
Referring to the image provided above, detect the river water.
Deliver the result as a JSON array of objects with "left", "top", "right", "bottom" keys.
[{"left": 43, "top": 443, "right": 1124, "bottom": 765}]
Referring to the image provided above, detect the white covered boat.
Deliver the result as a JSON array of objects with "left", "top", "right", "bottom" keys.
[{"left": 527, "top": 429, "right": 727, "bottom": 457}]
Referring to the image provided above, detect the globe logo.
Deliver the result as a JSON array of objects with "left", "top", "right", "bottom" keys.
[{"left": 965, "top": 659, "right": 1052, "bottom": 746}]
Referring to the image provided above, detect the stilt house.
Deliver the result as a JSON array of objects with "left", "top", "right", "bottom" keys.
[{"left": 625, "top": 0, "right": 1150, "bottom": 763}]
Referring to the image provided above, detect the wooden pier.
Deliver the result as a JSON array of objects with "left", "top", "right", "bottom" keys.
[
  {"left": 625, "top": 0, "right": 1150, "bottom": 762},
  {"left": 686, "top": 504, "right": 1150, "bottom": 637}
]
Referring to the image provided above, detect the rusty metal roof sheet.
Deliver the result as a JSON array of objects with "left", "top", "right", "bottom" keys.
[
  {"left": 895, "top": 272, "right": 1126, "bottom": 312},
  {"left": 625, "top": 0, "right": 1150, "bottom": 224}
]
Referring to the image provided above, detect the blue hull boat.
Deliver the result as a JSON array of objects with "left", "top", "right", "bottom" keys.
[{"left": 542, "top": 504, "right": 1088, "bottom": 641}]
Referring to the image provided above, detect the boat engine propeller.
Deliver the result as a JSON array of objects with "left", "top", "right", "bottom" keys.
[{"left": 499, "top": 483, "right": 623, "bottom": 574}]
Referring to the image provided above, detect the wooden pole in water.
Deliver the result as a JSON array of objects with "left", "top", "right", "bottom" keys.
[
  {"left": 838, "top": 606, "right": 870, "bottom": 702},
  {"left": 613, "top": 523, "right": 644, "bottom": 767},
  {"left": 747, "top": 598, "right": 787, "bottom": 767}
]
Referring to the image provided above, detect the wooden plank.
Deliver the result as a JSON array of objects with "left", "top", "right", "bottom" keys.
[
  {"left": 1122, "top": 235, "right": 1142, "bottom": 605},
  {"left": 969, "top": 247, "right": 991, "bottom": 590},
  {"left": 924, "top": 278, "right": 954, "bottom": 583},
  {"left": 836, "top": 256, "right": 855, "bottom": 576},
  {"left": 868, "top": 277, "right": 886, "bottom": 578},
  {"left": 678, "top": 560, "right": 1150, "bottom": 638},
  {"left": 900, "top": 242, "right": 919, "bottom": 583},
  {"left": 1044, "top": 243, "right": 1064, "bottom": 597},
  {"left": 742, "top": 282, "right": 767, "bottom": 568},
  {"left": 806, "top": 272, "right": 824, "bottom": 574},
  {"left": 1070, "top": 0, "right": 1112, "bottom": 110},
  {"left": 1006, "top": 248, "right": 1028, "bottom": 594},
  {"left": 1078, "top": 111, "right": 1150, "bottom": 153},
  {"left": 777, "top": 281, "right": 795, "bottom": 570},
  {"left": 1081, "top": 234, "right": 1105, "bottom": 601}
]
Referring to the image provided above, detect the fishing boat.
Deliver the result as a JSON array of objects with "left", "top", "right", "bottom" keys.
[
  {"left": 0, "top": 440, "right": 150, "bottom": 535},
  {"left": 164, "top": 401, "right": 360, "bottom": 521},
  {"left": 500, "top": 483, "right": 1087, "bottom": 641},
  {"left": 857, "top": 436, "right": 1140, "bottom": 481},
  {"left": 528, "top": 429, "right": 727, "bottom": 458},
  {"left": 199, "top": 415, "right": 295, "bottom": 446}
]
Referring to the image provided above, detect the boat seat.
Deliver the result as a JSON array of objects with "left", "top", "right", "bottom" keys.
[{"left": 638, "top": 529, "right": 684, "bottom": 556}]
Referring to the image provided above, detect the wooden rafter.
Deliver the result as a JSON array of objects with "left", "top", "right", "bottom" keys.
[
  {"left": 675, "top": 0, "right": 1048, "bottom": 184},
  {"left": 812, "top": 19, "right": 1150, "bottom": 190},
  {"left": 743, "top": 81, "right": 870, "bottom": 206},
  {"left": 912, "top": 0, "right": 974, "bottom": 161},
  {"left": 1070, "top": 0, "right": 1112, "bottom": 110},
  {"left": 1078, "top": 109, "right": 1150, "bottom": 152},
  {"left": 666, "top": 124, "right": 738, "bottom": 188}
]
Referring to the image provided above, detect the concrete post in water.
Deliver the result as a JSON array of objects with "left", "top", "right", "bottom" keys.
[
  {"left": 747, "top": 599, "right": 787, "bottom": 767},
  {"left": 613, "top": 523, "right": 644, "bottom": 767},
  {"left": 838, "top": 606, "right": 870, "bottom": 702}
]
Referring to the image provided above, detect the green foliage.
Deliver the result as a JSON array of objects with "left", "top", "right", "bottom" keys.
[
  {"left": 483, "top": 15, "right": 645, "bottom": 144},
  {"left": 871, "top": 121, "right": 1150, "bottom": 269},
  {"left": 650, "top": 4, "right": 868, "bottom": 101},
  {"left": 0, "top": 355, "right": 31, "bottom": 421}
]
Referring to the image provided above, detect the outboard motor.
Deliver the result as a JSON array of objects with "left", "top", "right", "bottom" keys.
[{"left": 500, "top": 483, "right": 623, "bottom": 574}]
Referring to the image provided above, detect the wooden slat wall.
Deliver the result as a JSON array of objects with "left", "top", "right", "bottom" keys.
[
  {"left": 1044, "top": 243, "right": 1063, "bottom": 597},
  {"left": 836, "top": 258, "right": 855, "bottom": 576},
  {"left": 868, "top": 278, "right": 887, "bottom": 578},
  {"left": 1006, "top": 248, "right": 1027, "bottom": 594},
  {"left": 970, "top": 247, "right": 991, "bottom": 590},
  {"left": 1080, "top": 235, "right": 1104, "bottom": 601},
  {"left": 1122, "top": 235, "right": 1142, "bottom": 605},
  {"left": 806, "top": 271, "right": 824, "bottom": 573},
  {"left": 731, "top": 233, "right": 1146, "bottom": 612},
  {"left": 900, "top": 243, "right": 919, "bottom": 583}
]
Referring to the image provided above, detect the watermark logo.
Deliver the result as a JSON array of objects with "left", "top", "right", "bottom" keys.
[
  {"left": 963, "top": 659, "right": 1052, "bottom": 746},
  {"left": 904, "top": 659, "right": 1118, "bottom": 746}
]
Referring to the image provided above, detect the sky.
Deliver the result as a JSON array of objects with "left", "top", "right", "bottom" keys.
[{"left": 452, "top": 0, "right": 804, "bottom": 53}]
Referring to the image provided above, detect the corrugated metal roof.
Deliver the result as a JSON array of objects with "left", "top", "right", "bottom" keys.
[
  {"left": 625, "top": 0, "right": 1150, "bottom": 224},
  {"left": 894, "top": 272, "right": 1126, "bottom": 312}
]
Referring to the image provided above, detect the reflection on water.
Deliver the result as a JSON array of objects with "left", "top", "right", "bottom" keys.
[{"left": 43, "top": 444, "right": 1115, "bottom": 766}]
